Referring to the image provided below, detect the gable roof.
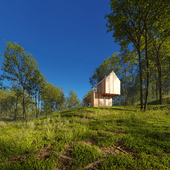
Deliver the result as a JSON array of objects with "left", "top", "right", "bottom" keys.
[
  {"left": 93, "top": 71, "right": 114, "bottom": 88},
  {"left": 84, "top": 71, "right": 118, "bottom": 99}
]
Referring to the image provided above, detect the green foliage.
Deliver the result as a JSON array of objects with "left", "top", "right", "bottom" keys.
[
  {"left": 89, "top": 52, "right": 120, "bottom": 88},
  {"left": 1, "top": 157, "right": 56, "bottom": 170},
  {"left": 1, "top": 41, "right": 41, "bottom": 120},
  {"left": 41, "top": 82, "right": 65, "bottom": 114},
  {"left": 71, "top": 142, "right": 102, "bottom": 168},
  {"left": 0, "top": 41, "right": 72, "bottom": 120},
  {"left": 66, "top": 89, "right": 81, "bottom": 109},
  {"left": 101, "top": 154, "right": 136, "bottom": 170},
  {"left": 1, "top": 41, "right": 39, "bottom": 85},
  {"left": 85, "top": 90, "right": 93, "bottom": 98}
]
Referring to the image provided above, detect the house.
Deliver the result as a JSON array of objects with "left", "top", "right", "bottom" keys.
[{"left": 83, "top": 71, "right": 121, "bottom": 107}]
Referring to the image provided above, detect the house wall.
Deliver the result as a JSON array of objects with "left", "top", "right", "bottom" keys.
[
  {"left": 105, "top": 72, "right": 114, "bottom": 94},
  {"left": 104, "top": 71, "right": 120, "bottom": 95},
  {"left": 91, "top": 93, "right": 112, "bottom": 107},
  {"left": 113, "top": 72, "right": 121, "bottom": 95},
  {"left": 92, "top": 93, "right": 103, "bottom": 107},
  {"left": 101, "top": 80, "right": 105, "bottom": 94},
  {"left": 91, "top": 93, "right": 94, "bottom": 107},
  {"left": 105, "top": 96, "right": 112, "bottom": 106},
  {"left": 110, "top": 72, "right": 114, "bottom": 93},
  {"left": 84, "top": 71, "right": 120, "bottom": 107},
  {"left": 98, "top": 93, "right": 104, "bottom": 107},
  {"left": 83, "top": 97, "right": 91, "bottom": 107}
]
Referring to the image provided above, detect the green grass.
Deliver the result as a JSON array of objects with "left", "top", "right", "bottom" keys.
[
  {"left": 0, "top": 104, "right": 170, "bottom": 169},
  {"left": 135, "top": 94, "right": 170, "bottom": 105},
  {"left": 147, "top": 95, "right": 170, "bottom": 105}
]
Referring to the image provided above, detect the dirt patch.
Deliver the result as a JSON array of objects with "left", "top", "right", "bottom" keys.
[
  {"left": 60, "top": 142, "right": 74, "bottom": 159},
  {"left": 81, "top": 141, "right": 93, "bottom": 146},
  {"left": 7, "top": 144, "right": 55, "bottom": 164},
  {"left": 80, "top": 117, "right": 90, "bottom": 122},
  {"left": 99, "top": 146, "right": 119, "bottom": 156}
]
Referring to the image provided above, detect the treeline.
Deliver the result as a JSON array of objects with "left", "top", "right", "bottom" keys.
[
  {"left": 90, "top": 0, "right": 170, "bottom": 110},
  {"left": 0, "top": 42, "right": 82, "bottom": 121}
]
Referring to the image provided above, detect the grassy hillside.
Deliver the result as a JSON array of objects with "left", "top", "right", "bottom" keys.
[
  {"left": 135, "top": 94, "right": 170, "bottom": 106},
  {"left": 147, "top": 95, "right": 170, "bottom": 105},
  {"left": 0, "top": 104, "right": 170, "bottom": 170}
]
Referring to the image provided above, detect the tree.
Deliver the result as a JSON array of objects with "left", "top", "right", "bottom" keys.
[
  {"left": 105, "top": 0, "right": 170, "bottom": 110},
  {"left": 1, "top": 41, "right": 40, "bottom": 120},
  {"left": 0, "top": 89, "right": 8, "bottom": 117},
  {"left": 105, "top": 0, "right": 145, "bottom": 109},
  {"left": 10, "top": 83, "right": 23, "bottom": 121},
  {"left": 66, "top": 90, "right": 81, "bottom": 109},
  {"left": 89, "top": 52, "right": 121, "bottom": 88},
  {"left": 41, "top": 82, "right": 65, "bottom": 114},
  {"left": 27, "top": 70, "right": 47, "bottom": 118}
]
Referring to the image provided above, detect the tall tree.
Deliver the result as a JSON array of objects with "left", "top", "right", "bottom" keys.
[
  {"left": 105, "top": 0, "right": 145, "bottom": 109},
  {"left": 1, "top": 41, "right": 40, "bottom": 120}
]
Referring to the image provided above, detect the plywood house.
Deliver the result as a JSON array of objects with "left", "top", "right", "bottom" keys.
[{"left": 83, "top": 71, "right": 121, "bottom": 107}]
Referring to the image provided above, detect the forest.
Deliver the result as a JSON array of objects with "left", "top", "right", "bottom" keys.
[
  {"left": 90, "top": 0, "right": 170, "bottom": 110},
  {"left": 0, "top": 41, "right": 82, "bottom": 121}
]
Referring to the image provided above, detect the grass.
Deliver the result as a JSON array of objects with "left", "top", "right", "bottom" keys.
[{"left": 0, "top": 104, "right": 170, "bottom": 169}]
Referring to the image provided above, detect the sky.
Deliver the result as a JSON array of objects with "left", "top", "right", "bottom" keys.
[{"left": 0, "top": 0, "right": 120, "bottom": 100}]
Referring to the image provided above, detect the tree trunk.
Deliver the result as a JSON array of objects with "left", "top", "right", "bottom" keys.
[
  {"left": 38, "top": 94, "right": 40, "bottom": 117},
  {"left": 9, "top": 107, "right": 11, "bottom": 118},
  {"left": 132, "top": 93, "right": 134, "bottom": 105},
  {"left": 138, "top": 48, "right": 143, "bottom": 110},
  {"left": 0, "top": 106, "right": 2, "bottom": 121},
  {"left": 156, "top": 79, "right": 158, "bottom": 100},
  {"left": 41, "top": 99, "right": 42, "bottom": 113},
  {"left": 144, "top": 26, "right": 149, "bottom": 111},
  {"left": 156, "top": 53, "right": 162, "bottom": 104},
  {"left": 14, "top": 97, "right": 18, "bottom": 121},
  {"left": 131, "top": 71, "right": 134, "bottom": 105},
  {"left": 14, "top": 108, "right": 17, "bottom": 121},
  {"left": 35, "top": 95, "right": 38, "bottom": 119},
  {"left": 27, "top": 107, "right": 28, "bottom": 121},
  {"left": 23, "top": 88, "right": 25, "bottom": 121},
  {"left": 124, "top": 68, "right": 127, "bottom": 106},
  {"left": 152, "top": 85, "right": 154, "bottom": 100}
]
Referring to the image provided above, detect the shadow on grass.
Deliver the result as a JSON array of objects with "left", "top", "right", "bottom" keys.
[
  {"left": 144, "top": 96, "right": 170, "bottom": 105},
  {"left": 145, "top": 105, "right": 170, "bottom": 110},
  {"left": 93, "top": 107, "right": 139, "bottom": 112},
  {"left": 0, "top": 117, "right": 14, "bottom": 122},
  {"left": 94, "top": 107, "right": 124, "bottom": 111},
  {"left": 115, "top": 117, "right": 170, "bottom": 153}
]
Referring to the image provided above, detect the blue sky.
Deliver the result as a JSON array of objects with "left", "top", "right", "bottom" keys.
[{"left": 0, "top": 0, "right": 120, "bottom": 100}]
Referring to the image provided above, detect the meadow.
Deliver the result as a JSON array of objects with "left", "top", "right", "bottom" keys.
[{"left": 0, "top": 103, "right": 170, "bottom": 169}]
